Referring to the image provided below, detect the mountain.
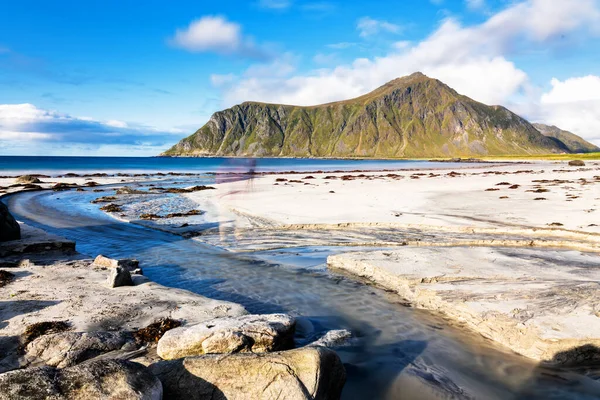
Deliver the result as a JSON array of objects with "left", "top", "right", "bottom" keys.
[
  {"left": 532, "top": 123, "right": 599, "bottom": 153},
  {"left": 162, "top": 72, "right": 570, "bottom": 158}
]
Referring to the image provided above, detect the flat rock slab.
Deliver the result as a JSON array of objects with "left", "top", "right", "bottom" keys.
[
  {"left": 157, "top": 313, "right": 295, "bottom": 359},
  {"left": 328, "top": 246, "right": 600, "bottom": 364},
  {"left": 25, "top": 331, "right": 137, "bottom": 368},
  {"left": 0, "top": 359, "right": 162, "bottom": 400},
  {"left": 150, "top": 346, "right": 346, "bottom": 400},
  {"left": 0, "top": 224, "right": 75, "bottom": 257}
]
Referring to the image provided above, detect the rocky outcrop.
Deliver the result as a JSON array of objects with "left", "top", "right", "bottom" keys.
[
  {"left": 15, "top": 176, "right": 42, "bottom": 184},
  {"left": 0, "top": 203, "right": 20, "bottom": 242},
  {"left": 25, "top": 331, "right": 137, "bottom": 368},
  {"left": 163, "top": 72, "right": 569, "bottom": 158},
  {"left": 150, "top": 346, "right": 346, "bottom": 400},
  {"left": 0, "top": 359, "right": 162, "bottom": 400},
  {"left": 157, "top": 314, "right": 295, "bottom": 360}
]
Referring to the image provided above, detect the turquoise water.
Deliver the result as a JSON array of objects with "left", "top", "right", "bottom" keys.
[{"left": 0, "top": 156, "right": 479, "bottom": 175}]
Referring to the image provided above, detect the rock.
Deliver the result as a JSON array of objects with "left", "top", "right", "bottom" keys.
[
  {"left": 106, "top": 266, "right": 133, "bottom": 288},
  {"left": 15, "top": 175, "right": 42, "bottom": 184},
  {"left": 0, "top": 203, "right": 20, "bottom": 242},
  {"left": 157, "top": 314, "right": 295, "bottom": 360},
  {"left": 150, "top": 346, "right": 346, "bottom": 400},
  {"left": 25, "top": 331, "right": 136, "bottom": 368},
  {"left": 568, "top": 159, "right": 585, "bottom": 166},
  {"left": 309, "top": 330, "right": 353, "bottom": 348},
  {"left": 0, "top": 366, "right": 60, "bottom": 399},
  {"left": 93, "top": 254, "right": 139, "bottom": 272},
  {"left": 0, "top": 359, "right": 162, "bottom": 399}
]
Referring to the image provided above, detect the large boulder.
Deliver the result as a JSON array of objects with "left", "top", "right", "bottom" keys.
[
  {"left": 25, "top": 331, "right": 137, "bottom": 368},
  {"left": 157, "top": 314, "right": 295, "bottom": 360},
  {"left": 0, "top": 359, "right": 162, "bottom": 400},
  {"left": 150, "top": 346, "right": 346, "bottom": 400},
  {"left": 0, "top": 203, "right": 20, "bottom": 242}
]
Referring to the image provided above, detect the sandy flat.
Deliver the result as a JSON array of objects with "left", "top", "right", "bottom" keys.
[{"left": 185, "top": 161, "right": 600, "bottom": 235}]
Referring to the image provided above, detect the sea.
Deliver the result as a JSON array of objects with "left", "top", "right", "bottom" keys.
[{"left": 0, "top": 156, "right": 481, "bottom": 175}]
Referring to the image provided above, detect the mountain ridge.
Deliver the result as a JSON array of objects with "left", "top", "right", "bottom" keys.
[
  {"left": 162, "top": 73, "right": 581, "bottom": 158},
  {"left": 532, "top": 123, "right": 599, "bottom": 154}
]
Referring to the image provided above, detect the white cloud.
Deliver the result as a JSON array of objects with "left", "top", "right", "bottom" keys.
[
  {"left": 0, "top": 103, "right": 179, "bottom": 151},
  {"left": 257, "top": 0, "right": 293, "bottom": 9},
  {"left": 357, "top": 17, "right": 402, "bottom": 37},
  {"left": 327, "top": 42, "right": 356, "bottom": 49},
  {"left": 466, "top": 0, "right": 485, "bottom": 10},
  {"left": 529, "top": 75, "right": 600, "bottom": 145},
  {"left": 170, "top": 16, "right": 270, "bottom": 59},
  {"left": 541, "top": 75, "right": 600, "bottom": 104},
  {"left": 210, "top": 73, "right": 237, "bottom": 87},
  {"left": 213, "top": 0, "right": 600, "bottom": 112}
]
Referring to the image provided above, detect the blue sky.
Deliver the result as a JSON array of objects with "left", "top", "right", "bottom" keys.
[{"left": 1, "top": 0, "right": 600, "bottom": 155}]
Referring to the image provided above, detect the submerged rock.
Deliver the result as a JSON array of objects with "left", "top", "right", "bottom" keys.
[
  {"left": 106, "top": 266, "right": 133, "bottom": 288},
  {"left": 25, "top": 331, "right": 137, "bottom": 368},
  {"left": 150, "top": 346, "right": 345, "bottom": 400},
  {"left": 0, "top": 359, "right": 162, "bottom": 400},
  {"left": 0, "top": 203, "right": 20, "bottom": 242},
  {"left": 157, "top": 314, "right": 295, "bottom": 360},
  {"left": 309, "top": 330, "right": 353, "bottom": 348}
]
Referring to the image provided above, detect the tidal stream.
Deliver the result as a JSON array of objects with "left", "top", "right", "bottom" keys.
[{"left": 5, "top": 187, "right": 600, "bottom": 399}]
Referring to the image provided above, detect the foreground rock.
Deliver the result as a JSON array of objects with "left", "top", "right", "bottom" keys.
[
  {"left": 157, "top": 314, "right": 295, "bottom": 360},
  {"left": 0, "top": 203, "right": 20, "bottom": 242},
  {"left": 0, "top": 224, "right": 73, "bottom": 257},
  {"left": 328, "top": 246, "right": 600, "bottom": 363},
  {"left": 0, "top": 226, "right": 247, "bottom": 372},
  {"left": 0, "top": 359, "right": 162, "bottom": 399},
  {"left": 106, "top": 266, "right": 134, "bottom": 288},
  {"left": 25, "top": 331, "right": 137, "bottom": 368},
  {"left": 93, "top": 254, "right": 139, "bottom": 272},
  {"left": 150, "top": 346, "right": 345, "bottom": 400}
]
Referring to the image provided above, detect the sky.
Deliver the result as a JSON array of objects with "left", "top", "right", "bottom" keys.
[{"left": 1, "top": 0, "right": 599, "bottom": 156}]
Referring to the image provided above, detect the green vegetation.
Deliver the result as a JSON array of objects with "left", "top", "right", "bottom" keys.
[
  {"left": 162, "top": 72, "right": 596, "bottom": 158},
  {"left": 479, "top": 153, "right": 600, "bottom": 161}
]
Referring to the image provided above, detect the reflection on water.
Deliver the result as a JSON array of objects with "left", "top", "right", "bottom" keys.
[{"left": 5, "top": 189, "right": 600, "bottom": 399}]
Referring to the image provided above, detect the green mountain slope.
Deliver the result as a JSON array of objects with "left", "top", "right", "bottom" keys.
[
  {"left": 162, "top": 72, "right": 570, "bottom": 158},
  {"left": 532, "top": 123, "right": 599, "bottom": 153}
]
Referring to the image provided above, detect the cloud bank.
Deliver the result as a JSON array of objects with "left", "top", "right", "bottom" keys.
[{"left": 0, "top": 104, "right": 181, "bottom": 155}]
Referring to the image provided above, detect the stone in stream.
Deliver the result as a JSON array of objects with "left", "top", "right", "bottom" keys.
[
  {"left": 106, "top": 266, "right": 134, "bottom": 288},
  {"left": 0, "top": 203, "right": 20, "bottom": 242},
  {"left": 156, "top": 314, "right": 295, "bottom": 360},
  {"left": 308, "top": 329, "right": 353, "bottom": 348},
  {"left": 93, "top": 254, "right": 139, "bottom": 272},
  {"left": 0, "top": 359, "right": 162, "bottom": 400},
  {"left": 150, "top": 346, "right": 346, "bottom": 400},
  {"left": 25, "top": 331, "right": 138, "bottom": 368}
]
